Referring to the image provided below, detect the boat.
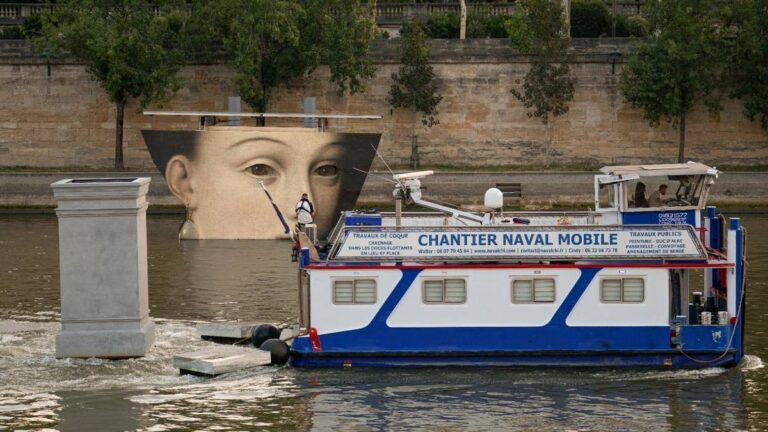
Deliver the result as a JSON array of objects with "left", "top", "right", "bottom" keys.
[{"left": 289, "top": 162, "right": 746, "bottom": 368}]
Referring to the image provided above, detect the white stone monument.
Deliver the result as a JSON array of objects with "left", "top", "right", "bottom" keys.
[{"left": 52, "top": 177, "right": 155, "bottom": 358}]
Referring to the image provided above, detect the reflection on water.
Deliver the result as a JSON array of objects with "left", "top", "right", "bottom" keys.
[
  {"left": 0, "top": 214, "right": 767, "bottom": 430},
  {"left": 150, "top": 238, "right": 297, "bottom": 323},
  {"left": 0, "top": 216, "right": 297, "bottom": 323}
]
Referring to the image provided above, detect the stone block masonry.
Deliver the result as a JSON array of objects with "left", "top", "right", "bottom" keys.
[{"left": 1, "top": 39, "right": 766, "bottom": 170}]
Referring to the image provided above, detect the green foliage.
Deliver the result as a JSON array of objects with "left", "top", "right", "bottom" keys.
[
  {"left": 506, "top": 0, "right": 575, "bottom": 125},
  {"left": 35, "top": 0, "right": 187, "bottom": 168},
  {"left": 626, "top": 16, "right": 649, "bottom": 37},
  {"left": 423, "top": 11, "right": 460, "bottom": 39},
  {"left": 0, "top": 25, "right": 24, "bottom": 40},
  {"left": 422, "top": 10, "right": 511, "bottom": 39},
  {"left": 389, "top": 20, "right": 442, "bottom": 168},
  {"left": 314, "top": 0, "right": 377, "bottom": 97},
  {"left": 512, "top": 61, "right": 574, "bottom": 122},
  {"left": 0, "top": 14, "right": 43, "bottom": 40},
  {"left": 388, "top": 20, "right": 442, "bottom": 127},
  {"left": 729, "top": 0, "right": 768, "bottom": 131},
  {"left": 570, "top": 0, "right": 611, "bottom": 38},
  {"left": 570, "top": 0, "right": 646, "bottom": 38},
  {"left": 483, "top": 14, "right": 513, "bottom": 38},
  {"left": 20, "top": 13, "right": 43, "bottom": 38},
  {"left": 620, "top": 0, "right": 730, "bottom": 161},
  {"left": 613, "top": 14, "right": 629, "bottom": 37},
  {"left": 467, "top": 10, "right": 511, "bottom": 39},
  {"left": 614, "top": 15, "right": 649, "bottom": 38},
  {"left": 190, "top": 0, "right": 376, "bottom": 113},
  {"left": 506, "top": 12, "right": 533, "bottom": 53},
  {"left": 37, "top": 0, "right": 185, "bottom": 108}
]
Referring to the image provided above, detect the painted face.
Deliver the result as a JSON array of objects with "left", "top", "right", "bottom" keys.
[
  {"left": 143, "top": 128, "right": 380, "bottom": 240},
  {"left": 190, "top": 130, "right": 343, "bottom": 239}
]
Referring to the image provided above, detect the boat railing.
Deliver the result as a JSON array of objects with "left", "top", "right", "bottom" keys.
[
  {"left": 325, "top": 212, "right": 347, "bottom": 245},
  {"left": 377, "top": 210, "right": 601, "bottom": 227},
  {"left": 324, "top": 214, "right": 350, "bottom": 262},
  {"left": 327, "top": 224, "right": 709, "bottom": 262}
]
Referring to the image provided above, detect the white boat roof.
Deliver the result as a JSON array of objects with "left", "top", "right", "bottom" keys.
[{"left": 599, "top": 161, "right": 719, "bottom": 177}]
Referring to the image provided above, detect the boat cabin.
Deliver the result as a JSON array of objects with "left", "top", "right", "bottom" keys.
[{"left": 595, "top": 161, "right": 720, "bottom": 225}]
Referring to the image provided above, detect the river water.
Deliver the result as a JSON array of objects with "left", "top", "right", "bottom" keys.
[{"left": 0, "top": 214, "right": 766, "bottom": 431}]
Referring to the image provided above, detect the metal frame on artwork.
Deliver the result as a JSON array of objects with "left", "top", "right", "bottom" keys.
[{"left": 143, "top": 111, "right": 382, "bottom": 131}]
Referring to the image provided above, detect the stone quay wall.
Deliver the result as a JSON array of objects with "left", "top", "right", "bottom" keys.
[{"left": 1, "top": 38, "right": 767, "bottom": 170}]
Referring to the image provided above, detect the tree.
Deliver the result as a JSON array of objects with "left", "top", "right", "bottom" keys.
[
  {"left": 506, "top": 0, "right": 575, "bottom": 164},
  {"left": 729, "top": 0, "right": 768, "bottom": 132},
  {"left": 620, "top": 0, "right": 728, "bottom": 163},
  {"left": 192, "top": 0, "right": 376, "bottom": 118},
  {"left": 388, "top": 20, "right": 443, "bottom": 169},
  {"left": 36, "top": 0, "right": 187, "bottom": 169}
]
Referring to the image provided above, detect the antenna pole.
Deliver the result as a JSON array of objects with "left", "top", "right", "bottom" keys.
[
  {"left": 395, "top": 195, "right": 402, "bottom": 228},
  {"left": 372, "top": 144, "right": 395, "bottom": 177},
  {"left": 352, "top": 167, "right": 397, "bottom": 185}
]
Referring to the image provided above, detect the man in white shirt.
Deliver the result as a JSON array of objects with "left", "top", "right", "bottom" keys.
[
  {"left": 296, "top": 193, "right": 315, "bottom": 229},
  {"left": 649, "top": 184, "right": 669, "bottom": 207}
]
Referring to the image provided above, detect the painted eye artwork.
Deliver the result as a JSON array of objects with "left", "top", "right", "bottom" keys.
[
  {"left": 314, "top": 165, "right": 339, "bottom": 177},
  {"left": 248, "top": 164, "right": 276, "bottom": 177},
  {"left": 142, "top": 129, "right": 381, "bottom": 239}
]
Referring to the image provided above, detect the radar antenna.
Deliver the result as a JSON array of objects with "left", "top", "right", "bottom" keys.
[{"left": 390, "top": 170, "right": 484, "bottom": 224}]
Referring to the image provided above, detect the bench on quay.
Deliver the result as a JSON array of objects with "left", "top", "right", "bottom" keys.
[{"left": 495, "top": 182, "right": 522, "bottom": 199}]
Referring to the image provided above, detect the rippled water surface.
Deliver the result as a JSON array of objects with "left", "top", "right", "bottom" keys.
[{"left": 1, "top": 214, "right": 767, "bottom": 431}]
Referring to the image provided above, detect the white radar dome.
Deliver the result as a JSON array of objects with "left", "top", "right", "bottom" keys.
[{"left": 484, "top": 188, "right": 504, "bottom": 209}]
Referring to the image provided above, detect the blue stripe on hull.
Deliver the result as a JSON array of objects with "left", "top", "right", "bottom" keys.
[
  {"left": 290, "top": 351, "right": 739, "bottom": 369},
  {"left": 291, "top": 325, "right": 734, "bottom": 356}
]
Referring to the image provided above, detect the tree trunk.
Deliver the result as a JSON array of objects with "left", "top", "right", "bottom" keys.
[
  {"left": 544, "top": 119, "right": 552, "bottom": 168},
  {"left": 459, "top": 0, "right": 467, "bottom": 40},
  {"left": 410, "top": 109, "right": 419, "bottom": 169},
  {"left": 411, "top": 135, "right": 419, "bottom": 169},
  {"left": 372, "top": 0, "right": 378, "bottom": 35},
  {"left": 256, "top": 84, "right": 267, "bottom": 127},
  {"left": 115, "top": 98, "right": 125, "bottom": 170},
  {"left": 678, "top": 111, "right": 686, "bottom": 163}
]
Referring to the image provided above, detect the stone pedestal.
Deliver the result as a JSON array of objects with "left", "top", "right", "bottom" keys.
[{"left": 52, "top": 177, "right": 155, "bottom": 358}]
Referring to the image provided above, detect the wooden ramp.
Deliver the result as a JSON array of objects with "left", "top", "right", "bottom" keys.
[{"left": 173, "top": 346, "right": 271, "bottom": 377}]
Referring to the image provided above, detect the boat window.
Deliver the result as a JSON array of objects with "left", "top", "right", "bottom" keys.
[
  {"left": 601, "top": 279, "right": 622, "bottom": 302},
  {"left": 534, "top": 279, "right": 556, "bottom": 302},
  {"left": 512, "top": 280, "right": 533, "bottom": 302},
  {"left": 511, "top": 278, "right": 556, "bottom": 303},
  {"left": 625, "top": 176, "right": 704, "bottom": 209},
  {"left": 333, "top": 279, "right": 377, "bottom": 304},
  {"left": 354, "top": 279, "right": 377, "bottom": 303},
  {"left": 597, "top": 183, "right": 616, "bottom": 210},
  {"left": 600, "top": 278, "right": 644, "bottom": 303},
  {"left": 622, "top": 278, "right": 644, "bottom": 302},
  {"left": 422, "top": 279, "right": 466, "bottom": 304}
]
